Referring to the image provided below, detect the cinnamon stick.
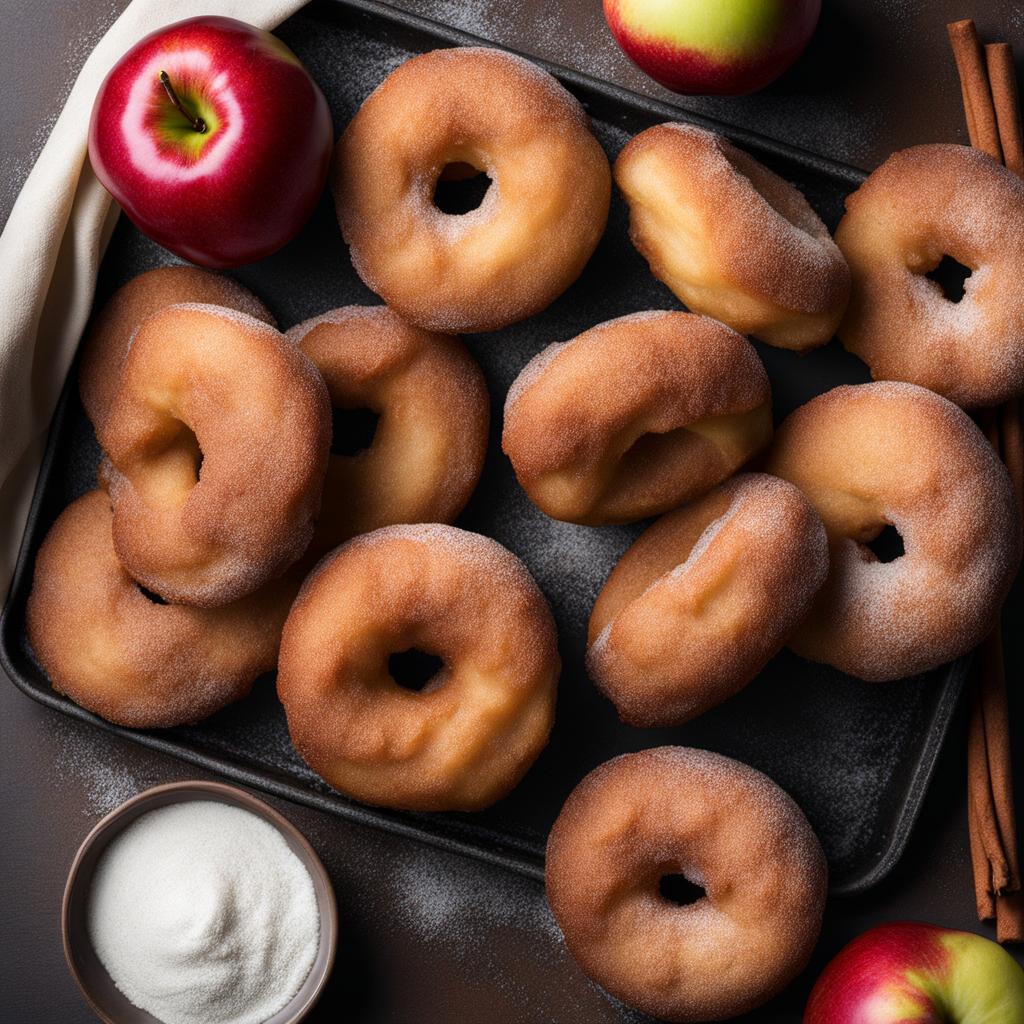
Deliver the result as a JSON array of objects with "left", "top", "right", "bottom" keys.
[
  {"left": 948, "top": 20, "right": 1023, "bottom": 944},
  {"left": 948, "top": 20, "right": 1005, "bottom": 159},
  {"left": 969, "top": 794, "right": 996, "bottom": 920},
  {"left": 986, "top": 43, "right": 1024, "bottom": 175}
]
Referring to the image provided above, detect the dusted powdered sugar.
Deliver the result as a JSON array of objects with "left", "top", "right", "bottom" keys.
[{"left": 87, "top": 801, "right": 319, "bottom": 1024}]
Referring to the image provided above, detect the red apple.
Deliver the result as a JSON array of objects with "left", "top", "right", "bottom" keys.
[
  {"left": 89, "top": 16, "right": 333, "bottom": 267},
  {"left": 603, "top": 0, "right": 821, "bottom": 96},
  {"left": 805, "top": 921, "right": 1024, "bottom": 1023}
]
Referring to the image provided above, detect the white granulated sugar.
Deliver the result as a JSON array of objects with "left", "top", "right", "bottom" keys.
[
  {"left": 51, "top": 717, "right": 158, "bottom": 817},
  {"left": 389, "top": 845, "right": 561, "bottom": 947},
  {"left": 87, "top": 801, "right": 319, "bottom": 1024}
]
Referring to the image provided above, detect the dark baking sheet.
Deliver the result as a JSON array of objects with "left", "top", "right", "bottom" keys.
[{"left": 1, "top": 0, "right": 968, "bottom": 896}]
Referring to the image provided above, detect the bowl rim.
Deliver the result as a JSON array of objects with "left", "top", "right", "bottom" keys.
[{"left": 61, "top": 778, "right": 338, "bottom": 1024}]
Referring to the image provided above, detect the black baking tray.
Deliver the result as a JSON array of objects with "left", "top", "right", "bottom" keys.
[{"left": 1, "top": 0, "right": 968, "bottom": 897}]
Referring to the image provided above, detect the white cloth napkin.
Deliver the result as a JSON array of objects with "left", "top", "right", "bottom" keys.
[{"left": 0, "top": 0, "right": 308, "bottom": 597}]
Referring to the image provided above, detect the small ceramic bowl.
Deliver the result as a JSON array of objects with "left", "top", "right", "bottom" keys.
[{"left": 62, "top": 780, "right": 337, "bottom": 1024}]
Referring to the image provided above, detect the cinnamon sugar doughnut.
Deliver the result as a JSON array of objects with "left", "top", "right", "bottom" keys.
[
  {"left": 546, "top": 747, "right": 827, "bottom": 1022},
  {"left": 277, "top": 525, "right": 559, "bottom": 811},
  {"left": 587, "top": 474, "right": 828, "bottom": 727},
  {"left": 99, "top": 304, "right": 331, "bottom": 607},
  {"left": 615, "top": 124, "right": 850, "bottom": 350},
  {"left": 767, "top": 382, "right": 1021, "bottom": 681},
  {"left": 502, "top": 311, "right": 772, "bottom": 525},
  {"left": 286, "top": 306, "right": 488, "bottom": 554},
  {"left": 79, "top": 266, "right": 275, "bottom": 430},
  {"left": 333, "top": 47, "right": 611, "bottom": 332},
  {"left": 835, "top": 144, "right": 1024, "bottom": 407},
  {"left": 26, "top": 491, "right": 298, "bottom": 729}
]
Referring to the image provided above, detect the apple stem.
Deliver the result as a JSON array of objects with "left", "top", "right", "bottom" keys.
[{"left": 158, "top": 71, "right": 207, "bottom": 134}]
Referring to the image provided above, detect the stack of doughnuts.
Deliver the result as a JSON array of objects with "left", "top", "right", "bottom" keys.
[{"left": 25, "top": 42, "right": 1024, "bottom": 1024}]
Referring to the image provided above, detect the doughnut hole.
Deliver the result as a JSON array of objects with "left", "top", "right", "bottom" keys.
[
  {"left": 922, "top": 253, "right": 973, "bottom": 304},
  {"left": 433, "top": 158, "right": 493, "bottom": 215},
  {"left": 129, "top": 416, "right": 204, "bottom": 508},
  {"left": 590, "top": 403, "right": 773, "bottom": 526},
  {"left": 658, "top": 871, "right": 706, "bottom": 907},
  {"left": 862, "top": 522, "right": 905, "bottom": 563},
  {"left": 331, "top": 405, "right": 380, "bottom": 456},
  {"left": 387, "top": 648, "right": 445, "bottom": 693}
]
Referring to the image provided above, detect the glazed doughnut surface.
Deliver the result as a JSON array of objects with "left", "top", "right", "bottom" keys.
[
  {"left": 615, "top": 123, "right": 850, "bottom": 350},
  {"left": 277, "top": 524, "right": 560, "bottom": 811},
  {"left": 286, "top": 306, "right": 488, "bottom": 554},
  {"left": 333, "top": 47, "right": 611, "bottom": 332},
  {"left": 546, "top": 747, "right": 827, "bottom": 1022},
  {"left": 587, "top": 473, "right": 828, "bottom": 727},
  {"left": 502, "top": 311, "right": 772, "bottom": 525},
  {"left": 27, "top": 491, "right": 297, "bottom": 728},
  {"left": 78, "top": 265, "right": 275, "bottom": 430},
  {"left": 836, "top": 144, "right": 1024, "bottom": 408},
  {"left": 100, "top": 304, "right": 331, "bottom": 607},
  {"left": 767, "top": 382, "right": 1021, "bottom": 680}
]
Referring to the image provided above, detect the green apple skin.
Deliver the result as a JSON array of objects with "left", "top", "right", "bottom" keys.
[{"left": 805, "top": 921, "right": 1024, "bottom": 1023}]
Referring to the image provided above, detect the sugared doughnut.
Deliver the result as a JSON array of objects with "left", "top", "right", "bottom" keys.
[
  {"left": 99, "top": 304, "right": 331, "bottom": 607},
  {"left": 835, "top": 144, "right": 1024, "bottom": 408},
  {"left": 333, "top": 47, "right": 611, "bottom": 333},
  {"left": 286, "top": 306, "right": 489, "bottom": 554},
  {"left": 767, "top": 382, "right": 1021, "bottom": 681},
  {"left": 277, "top": 524, "right": 559, "bottom": 811},
  {"left": 614, "top": 124, "right": 850, "bottom": 350},
  {"left": 546, "top": 747, "right": 827, "bottom": 1022},
  {"left": 502, "top": 311, "right": 772, "bottom": 525},
  {"left": 78, "top": 266, "right": 275, "bottom": 430},
  {"left": 26, "top": 491, "right": 298, "bottom": 729},
  {"left": 587, "top": 474, "right": 828, "bottom": 727}
]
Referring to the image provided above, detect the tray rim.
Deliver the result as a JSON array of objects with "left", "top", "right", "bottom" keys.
[{"left": 0, "top": 0, "right": 970, "bottom": 898}]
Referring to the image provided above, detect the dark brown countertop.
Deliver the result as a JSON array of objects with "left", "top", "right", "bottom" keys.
[{"left": 2, "top": 2, "right": 1022, "bottom": 1021}]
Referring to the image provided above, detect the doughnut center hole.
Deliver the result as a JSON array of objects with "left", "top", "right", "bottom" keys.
[
  {"left": 433, "top": 162, "right": 492, "bottom": 215},
  {"left": 136, "top": 584, "right": 168, "bottom": 605},
  {"left": 388, "top": 648, "right": 444, "bottom": 693},
  {"left": 659, "top": 874, "right": 705, "bottom": 907},
  {"left": 622, "top": 427, "right": 693, "bottom": 472},
  {"left": 925, "top": 255, "right": 971, "bottom": 303},
  {"left": 331, "top": 406, "right": 379, "bottom": 456},
  {"left": 864, "top": 524, "right": 905, "bottom": 563},
  {"left": 175, "top": 422, "right": 203, "bottom": 482}
]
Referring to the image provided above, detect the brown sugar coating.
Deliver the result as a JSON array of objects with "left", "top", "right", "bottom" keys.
[
  {"left": 99, "top": 303, "right": 331, "bottom": 607},
  {"left": 614, "top": 124, "right": 850, "bottom": 350},
  {"left": 767, "top": 382, "right": 1021, "bottom": 680},
  {"left": 277, "top": 524, "right": 560, "bottom": 812},
  {"left": 835, "top": 144, "right": 1024, "bottom": 408},
  {"left": 546, "top": 747, "right": 827, "bottom": 1022},
  {"left": 587, "top": 474, "right": 828, "bottom": 727},
  {"left": 79, "top": 266, "right": 275, "bottom": 430},
  {"left": 332, "top": 47, "right": 611, "bottom": 333},
  {"left": 502, "top": 311, "right": 772, "bottom": 525},
  {"left": 26, "top": 491, "right": 299, "bottom": 729},
  {"left": 286, "top": 306, "right": 489, "bottom": 555}
]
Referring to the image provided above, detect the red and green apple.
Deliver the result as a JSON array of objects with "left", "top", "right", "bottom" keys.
[
  {"left": 89, "top": 16, "right": 333, "bottom": 267},
  {"left": 603, "top": 0, "right": 821, "bottom": 96},
  {"left": 805, "top": 921, "right": 1024, "bottom": 1023}
]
